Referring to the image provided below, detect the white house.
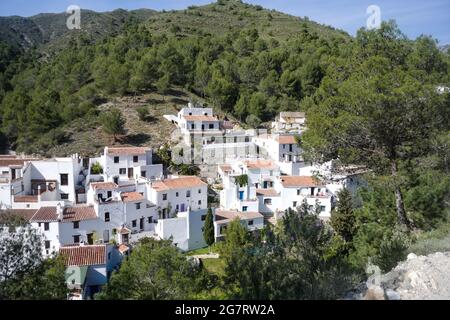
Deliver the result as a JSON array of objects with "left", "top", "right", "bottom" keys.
[
  {"left": 61, "top": 243, "right": 123, "bottom": 300},
  {"left": 213, "top": 209, "right": 265, "bottom": 241},
  {"left": 271, "top": 111, "right": 306, "bottom": 133}
]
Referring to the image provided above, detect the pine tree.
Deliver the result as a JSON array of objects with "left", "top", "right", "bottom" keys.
[
  {"left": 100, "top": 108, "right": 126, "bottom": 142},
  {"left": 330, "top": 188, "right": 356, "bottom": 243},
  {"left": 203, "top": 208, "right": 215, "bottom": 248}
]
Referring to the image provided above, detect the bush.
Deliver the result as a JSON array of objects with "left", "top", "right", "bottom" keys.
[
  {"left": 90, "top": 162, "right": 103, "bottom": 174},
  {"left": 136, "top": 106, "right": 149, "bottom": 121}
]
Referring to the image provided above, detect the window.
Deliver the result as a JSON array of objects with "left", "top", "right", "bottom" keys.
[
  {"left": 73, "top": 235, "right": 80, "bottom": 243},
  {"left": 191, "top": 124, "right": 195, "bottom": 130},
  {"left": 297, "top": 189, "right": 301, "bottom": 195},
  {"left": 73, "top": 221, "right": 79, "bottom": 229},
  {"left": 119, "top": 168, "right": 126, "bottom": 175},
  {"left": 321, "top": 206, "right": 326, "bottom": 212},
  {"left": 114, "top": 156, "right": 119, "bottom": 163},
  {"left": 201, "top": 215, "right": 207, "bottom": 221},
  {"left": 176, "top": 204, "right": 179, "bottom": 211},
  {"left": 242, "top": 206, "right": 248, "bottom": 212},
  {"left": 105, "top": 212, "right": 110, "bottom": 222},
  {"left": 283, "top": 144, "right": 286, "bottom": 149},
  {"left": 293, "top": 201, "right": 297, "bottom": 208},
  {"left": 45, "top": 240, "right": 51, "bottom": 249},
  {"left": 60, "top": 174, "right": 69, "bottom": 186},
  {"left": 198, "top": 200, "right": 202, "bottom": 205},
  {"left": 176, "top": 192, "right": 179, "bottom": 197},
  {"left": 198, "top": 189, "right": 201, "bottom": 194},
  {"left": 186, "top": 190, "right": 191, "bottom": 198},
  {"left": 162, "top": 193, "right": 167, "bottom": 201},
  {"left": 132, "top": 220, "right": 137, "bottom": 228},
  {"left": 133, "top": 155, "right": 138, "bottom": 163},
  {"left": 141, "top": 171, "right": 146, "bottom": 178},
  {"left": 44, "top": 222, "right": 49, "bottom": 231},
  {"left": 209, "top": 124, "right": 214, "bottom": 129},
  {"left": 264, "top": 198, "right": 272, "bottom": 205},
  {"left": 248, "top": 220, "right": 254, "bottom": 226},
  {"left": 107, "top": 191, "right": 112, "bottom": 198},
  {"left": 61, "top": 193, "right": 69, "bottom": 200},
  {"left": 136, "top": 203, "right": 141, "bottom": 210},
  {"left": 147, "top": 217, "right": 153, "bottom": 223}
]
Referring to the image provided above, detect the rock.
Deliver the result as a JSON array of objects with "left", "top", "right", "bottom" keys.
[
  {"left": 363, "top": 286, "right": 385, "bottom": 300},
  {"left": 385, "top": 289, "right": 401, "bottom": 300},
  {"left": 347, "top": 252, "right": 450, "bottom": 300},
  {"left": 407, "top": 253, "right": 417, "bottom": 260}
]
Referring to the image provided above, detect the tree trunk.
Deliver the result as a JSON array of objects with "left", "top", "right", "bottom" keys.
[{"left": 390, "top": 160, "right": 412, "bottom": 231}]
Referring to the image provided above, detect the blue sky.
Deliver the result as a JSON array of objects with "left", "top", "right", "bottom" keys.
[{"left": 1, "top": 0, "right": 449, "bottom": 44}]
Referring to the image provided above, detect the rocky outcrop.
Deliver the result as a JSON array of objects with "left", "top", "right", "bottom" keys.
[{"left": 346, "top": 252, "right": 450, "bottom": 300}]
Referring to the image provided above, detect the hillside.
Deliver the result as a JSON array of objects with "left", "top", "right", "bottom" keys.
[{"left": 0, "top": 8, "right": 156, "bottom": 51}]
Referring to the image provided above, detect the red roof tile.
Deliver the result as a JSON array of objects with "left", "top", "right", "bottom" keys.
[
  {"left": 244, "top": 160, "right": 277, "bottom": 170},
  {"left": 256, "top": 188, "right": 280, "bottom": 197},
  {"left": 0, "top": 159, "right": 27, "bottom": 167},
  {"left": 276, "top": 135, "right": 297, "bottom": 144},
  {"left": 14, "top": 195, "right": 38, "bottom": 203},
  {"left": 121, "top": 192, "right": 144, "bottom": 202},
  {"left": 279, "top": 176, "right": 322, "bottom": 187},
  {"left": 152, "top": 176, "right": 207, "bottom": 191},
  {"left": 90, "top": 182, "right": 118, "bottom": 190},
  {"left": 183, "top": 115, "right": 218, "bottom": 121},
  {"left": 106, "top": 147, "right": 149, "bottom": 155},
  {"left": 60, "top": 245, "right": 106, "bottom": 266},
  {"left": 30, "top": 207, "right": 58, "bottom": 222},
  {"left": 62, "top": 206, "right": 97, "bottom": 222}
]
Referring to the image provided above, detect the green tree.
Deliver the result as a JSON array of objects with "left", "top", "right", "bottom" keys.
[
  {"left": 96, "top": 238, "right": 208, "bottom": 299},
  {"left": 136, "top": 106, "right": 149, "bottom": 121},
  {"left": 100, "top": 108, "right": 126, "bottom": 142},
  {"left": 330, "top": 188, "right": 356, "bottom": 243},
  {"left": 203, "top": 208, "right": 215, "bottom": 247}
]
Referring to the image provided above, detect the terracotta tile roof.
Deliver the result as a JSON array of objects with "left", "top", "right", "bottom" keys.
[
  {"left": 276, "top": 135, "right": 297, "bottom": 144},
  {"left": 0, "top": 209, "right": 37, "bottom": 223},
  {"left": 215, "top": 210, "right": 263, "bottom": 225},
  {"left": 218, "top": 164, "right": 232, "bottom": 172},
  {"left": 183, "top": 115, "right": 218, "bottom": 122},
  {"left": 279, "top": 176, "right": 322, "bottom": 187},
  {"left": 14, "top": 195, "right": 38, "bottom": 203},
  {"left": 119, "top": 227, "right": 131, "bottom": 235},
  {"left": 0, "top": 159, "right": 27, "bottom": 167},
  {"left": 118, "top": 244, "right": 130, "bottom": 254},
  {"left": 106, "top": 147, "right": 149, "bottom": 155},
  {"left": 62, "top": 206, "right": 97, "bottom": 222},
  {"left": 90, "top": 182, "right": 118, "bottom": 190},
  {"left": 121, "top": 192, "right": 144, "bottom": 202},
  {"left": 30, "top": 207, "right": 58, "bottom": 222},
  {"left": 60, "top": 245, "right": 106, "bottom": 266},
  {"left": 256, "top": 188, "right": 280, "bottom": 197},
  {"left": 244, "top": 160, "right": 277, "bottom": 170},
  {"left": 152, "top": 176, "right": 207, "bottom": 191}
]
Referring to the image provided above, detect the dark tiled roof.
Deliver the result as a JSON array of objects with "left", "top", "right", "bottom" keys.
[{"left": 60, "top": 245, "right": 106, "bottom": 266}]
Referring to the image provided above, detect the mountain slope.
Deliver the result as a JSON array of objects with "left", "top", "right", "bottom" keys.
[{"left": 0, "top": 8, "right": 156, "bottom": 51}]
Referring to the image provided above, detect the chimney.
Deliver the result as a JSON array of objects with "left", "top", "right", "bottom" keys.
[
  {"left": 37, "top": 185, "right": 42, "bottom": 202},
  {"left": 56, "top": 203, "right": 64, "bottom": 221}
]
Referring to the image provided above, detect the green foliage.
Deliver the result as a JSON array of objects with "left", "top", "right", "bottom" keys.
[
  {"left": 203, "top": 208, "right": 215, "bottom": 247},
  {"left": 99, "top": 108, "right": 126, "bottom": 141},
  {"left": 330, "top": 188, "right": 356, "bottom": 243},
  {"left": 90, "top": 162, "right": 103, "bottom": 174},
  {"left": 136, "top": 106, "right": 149, "bottom": 121},
  {"left": 234, "top": 174, "right": 248, "bottom": 187},
  {"left": 96, "top": 238, "right": 210, "bottom": 300}
]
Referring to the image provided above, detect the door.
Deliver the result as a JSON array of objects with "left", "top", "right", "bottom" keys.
[
  {"left": 239, "top": 191, "right": 244, "bottom": 200},
  {"left": 180, "top": 203, "right": 185, "bottom": 212},
  {"left": 139, "top": 218, "right": 144, "bottom": 231},
  {"left": 87, "top": 233, "right": 94, "bottom": 245},
  {"left": 128, "top": 168, "right": 134, "bottom": 179}
]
